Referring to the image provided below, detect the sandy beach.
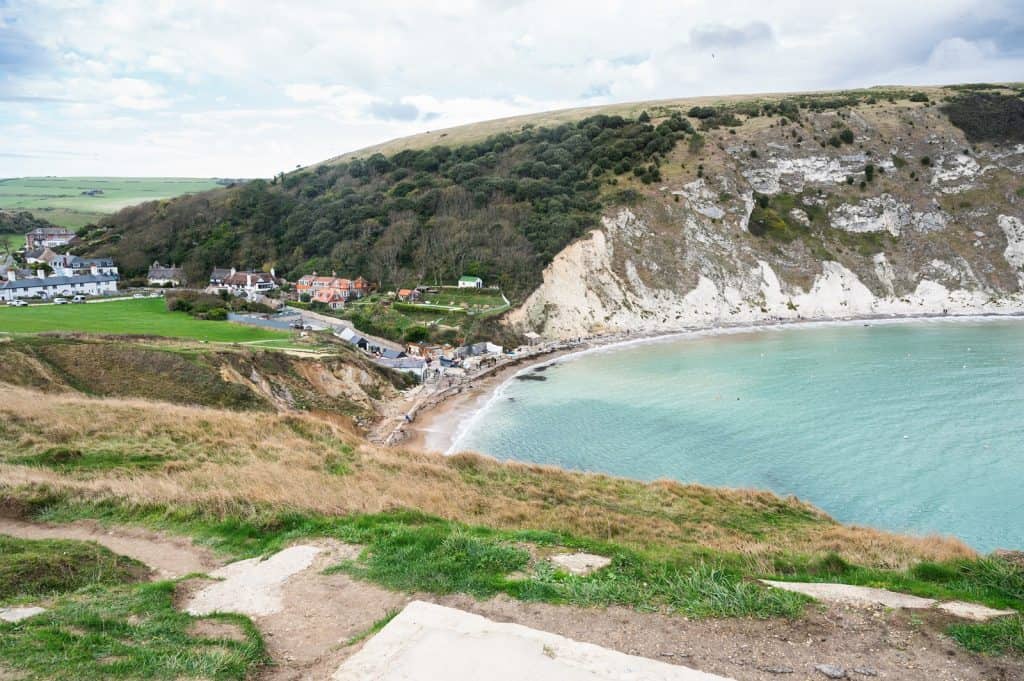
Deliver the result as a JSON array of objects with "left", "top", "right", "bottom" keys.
[
  {"left": 401, "top": 346, "right": 579, "bottom": 454},
  {"left": 395, "top": 311, "right": 1024, "bottom": 456}
]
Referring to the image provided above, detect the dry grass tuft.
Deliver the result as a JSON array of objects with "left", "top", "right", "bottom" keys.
[{"left": 0, "top": 384, "right": 974, "bottom": 569}]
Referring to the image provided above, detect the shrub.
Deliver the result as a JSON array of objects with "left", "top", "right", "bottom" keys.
[
  {"left": 909, "top": 92, "right": 930, "bottom": 103},
  {"left": 839, "top": 128, "right": 855, "bottom": 144},
  {"left": 864, "top": 164, "right": 875, "bottom": 182},
  {"left": 942, "top": 92, "right": 1024, "bottom": 143},
  {"left": 687, "top": 106, "right": 717, "bottom": 119},
  {"left": 920, "top": 156, "right": 931, "bottom": 166},
  {"left": 404, "top": 326, "right": 430, "bottom": 343}
]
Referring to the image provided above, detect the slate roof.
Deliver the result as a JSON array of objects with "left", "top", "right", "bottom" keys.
[
  {"left": 377, "top": 357, "right": 426, "bottom": 370},
  {"left": 0, "top": 273, "right": 118, "bottom": 291},
  {"left": 209, "top": 267, "right": 232, "bottom": 281}
]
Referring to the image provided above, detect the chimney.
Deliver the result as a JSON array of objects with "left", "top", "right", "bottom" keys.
[
  {"left": 36, "top": 269, "right": 45, "bottom": 280},
  {"left": 90, "top": 265, "right": 99, "bottom": 276},
  {"left": 270, "top": 267, "right": 276, "bottom": 278},
  {"left": 7, "top": 270, "right": 15, "bottom": 282},
  {"left": 230, "top": 267, "right": 236, "bottom": 276}
]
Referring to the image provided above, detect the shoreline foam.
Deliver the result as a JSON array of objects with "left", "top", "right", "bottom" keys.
[{"left": 425, "top": 311, "right": 1024, "bottom": 455}]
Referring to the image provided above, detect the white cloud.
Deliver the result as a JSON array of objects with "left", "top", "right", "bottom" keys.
[
  {"left": 927, "top": 37, "right": 998, "bottom": 69},
  {"left": 1, "top": 0, "right": 1022, "bottom": 176}
]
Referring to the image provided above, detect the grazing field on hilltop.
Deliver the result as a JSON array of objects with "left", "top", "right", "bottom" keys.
[
  {"left": 0, "top": 177, "right": 224, "bottom": 228},
  {"left": 0, "top": 298, "right": 289, "bottom": 343}
]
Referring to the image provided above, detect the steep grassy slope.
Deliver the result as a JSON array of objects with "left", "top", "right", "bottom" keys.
[
  {"left": 4, "top": 385, "right": 1023, "bottom": 673},
  {"left": 0, "top": 382, "right": 973, "bottom": 569},
  {"left": 0, "top": 336, "right": 407, "bottom": 421}
]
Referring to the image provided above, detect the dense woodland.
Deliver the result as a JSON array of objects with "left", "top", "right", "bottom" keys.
[{"left": 81, "top": 113, "right": 690, "bottom": 300}]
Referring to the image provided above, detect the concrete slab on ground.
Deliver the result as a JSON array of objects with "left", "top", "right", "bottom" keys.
[
  {"left": 332, "top": 600, "right": 735, "bottom": 680},
  {"left": 759, "top": 580, "right": 937, "bottom": 609},
  {"left": 0, "top": 606, "right": 45, "bottom": 623},
  {"left": 186, "top": 545, "right": 322, "bottom": 617},
  {"left": 937, "top": 601, "right": 1016, "bottom": 621},
  {"left": 550, "top": 552, "right": 612, "bottom": 576},
  {"left": 761, "top": 580, "right": 1017, "bottom": 621}
]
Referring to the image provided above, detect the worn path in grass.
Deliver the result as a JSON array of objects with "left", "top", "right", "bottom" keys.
[{"left": 3, "top": 518, "right": 1023, "bottom": 680}]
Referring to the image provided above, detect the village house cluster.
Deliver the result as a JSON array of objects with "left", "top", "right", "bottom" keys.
[
  {"left": 1, "top": 229, "right": 120, "bottom": 303},
  {"left": 296, "top": 273, "right": 370, "bottom": 309},
  {"left": 335, "top": 325, "right": 504, "bottom": 382}
]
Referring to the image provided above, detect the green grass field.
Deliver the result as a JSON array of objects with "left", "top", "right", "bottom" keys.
[
  {"left": 0, "top": 232, "right": 25, "bottom": 251},
  {"left": 0, "top": 177, "right": 225, "bottom": 228},
  {"left": 0, "top": 298, "right": 291, "bottom": 343},
  {"left": 422, "top": 286, "right": 507, "bottom": 309}
]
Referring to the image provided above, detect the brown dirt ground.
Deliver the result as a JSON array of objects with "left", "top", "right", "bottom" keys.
[
  {"left": 3, "top": 520, "right": 1022, "bottom": 681},
  {"left": 187, "top": 619, "right": 249, "bottom": 643},
  {"left": 0, "top": 517, "right": 218, "bottom": 578}
]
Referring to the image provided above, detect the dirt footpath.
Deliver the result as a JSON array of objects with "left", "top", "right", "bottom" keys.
[
  {"left": 0, "top": 517, "right": 218, "bottom": 578},
  {"left": 434, "top": 593, "right": 1024, "bottom": 681},
  {"left": 2, "top": 519, "right": 1022, "bottom": 681}
]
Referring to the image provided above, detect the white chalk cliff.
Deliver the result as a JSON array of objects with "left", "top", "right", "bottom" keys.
[{"left": 510, "top": 109, "right": 1024, "bottom": 338}]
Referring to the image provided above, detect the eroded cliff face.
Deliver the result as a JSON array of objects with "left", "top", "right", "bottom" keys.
[{"left": 510, "top": 99, "right": 1024, "bottom": 338}]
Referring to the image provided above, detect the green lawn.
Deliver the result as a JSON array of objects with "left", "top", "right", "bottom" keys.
[
  {"left": 0, "top": 233, "right": 25, "bottom": 251},
  {"left": 0, "top": 177, "right": 225, "bottom": 228},
  {"left": 0, "top": 298, "right": 291, "bottom": 343},
  {"left": 422, "top": 287, "right": 507, "bottom": 309}
]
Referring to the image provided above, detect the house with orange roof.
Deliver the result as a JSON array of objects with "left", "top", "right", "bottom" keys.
[
  {"left": 296, "top": 272, "right": 370, "bottom": 301},
  {"left": 396, "top": 288, "right": 420, "bottom": 302},
  {"left": 311, "top": 287, "right": 348, "bottom": 310}
]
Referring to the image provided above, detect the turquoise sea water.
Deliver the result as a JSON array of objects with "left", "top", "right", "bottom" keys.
[{"left": 455, "top": 319, "right": 1024, "bottom": 552}]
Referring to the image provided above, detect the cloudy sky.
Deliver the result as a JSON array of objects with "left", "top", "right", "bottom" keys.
[{"left": 1, "top": 1, "right": 1022, "bottom": 178}]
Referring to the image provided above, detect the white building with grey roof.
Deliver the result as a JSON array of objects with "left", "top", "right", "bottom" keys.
[{"left": 0, "top": 270, "right": 119, "bottom": 302}]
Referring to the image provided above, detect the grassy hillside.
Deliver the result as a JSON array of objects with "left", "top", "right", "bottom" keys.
[
  {"left": 0, "top": 177, "right": 226, "bottom": 229},
  {"left": 0, "top": 383, "right": 975, "bottom": 568},
  {"left": 2, "top": 382, "right": 1021, "bottom": 660},
  {"left": 0, "top": 335, "right": 408, "bottom": 419},
  {"left": 79, "top": 84, "right": 1024, "bottom": 306}
]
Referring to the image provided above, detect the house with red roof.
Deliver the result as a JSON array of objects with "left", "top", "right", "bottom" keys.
[{"left": 296, "top": 272, "right": 370, "bottom": 306}]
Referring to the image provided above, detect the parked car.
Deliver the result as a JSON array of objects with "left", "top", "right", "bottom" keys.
[
  {"left": 149, "top": 291, "right": 162, "bottom": 298},
  {"left": 53, "top": 297, "right": 69, "bottom": 305},
  {"left": 7, "top": 299, "right": 28, "bottom": 307},
  {"left": 132, "top": 293, "right": 146, "bottom": 299},
  {"left": 71, "top": 295, "right": 86, "bottom": 304}
]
